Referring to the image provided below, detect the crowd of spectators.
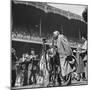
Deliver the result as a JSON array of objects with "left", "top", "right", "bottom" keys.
[
  {"left": 12, "top": 28, "right": 80, "bottom": 47},
  {"left": 12, "top": 28, "right": 42, "bottom": 42}
]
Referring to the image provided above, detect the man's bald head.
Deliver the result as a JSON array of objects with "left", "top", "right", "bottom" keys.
[{"left": 53, "top": 31, "right": 60, "bottom": 39}]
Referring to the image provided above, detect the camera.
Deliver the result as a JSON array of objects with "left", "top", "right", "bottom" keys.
[{"left": 42, "top": 38, "right": 47, "bottom": 43}]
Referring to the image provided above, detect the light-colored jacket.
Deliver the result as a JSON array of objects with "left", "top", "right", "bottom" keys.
[
  {"left": 56, "top": 34, "right": 74, "bottom": 76},
  {"left": 56, "top": 34, "right": 72, "bottom": 56}
]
